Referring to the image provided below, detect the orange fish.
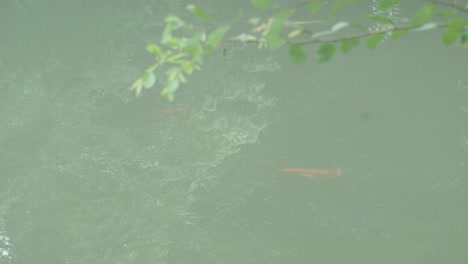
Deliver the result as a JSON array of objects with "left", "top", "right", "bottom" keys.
[{"left": 282, "top": 168, "right": 342, "bottom": 179}]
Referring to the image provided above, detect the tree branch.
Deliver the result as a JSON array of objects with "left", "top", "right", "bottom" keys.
[{"left": 426, "top": 0, "right": 468, "bottom": 13}]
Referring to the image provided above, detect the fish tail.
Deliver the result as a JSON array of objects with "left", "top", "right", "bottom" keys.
[{"left": 335, "top": 168, "right": 342, "bottom": 176}]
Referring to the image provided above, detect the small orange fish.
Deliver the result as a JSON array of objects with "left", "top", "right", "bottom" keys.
[{"left": 282, "top": 168, "right": 342, "bottom": 179}]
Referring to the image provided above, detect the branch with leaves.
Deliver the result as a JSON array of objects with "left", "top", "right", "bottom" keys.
[{"left": 132, "top": 0, "right": 468, "bottom": 100}]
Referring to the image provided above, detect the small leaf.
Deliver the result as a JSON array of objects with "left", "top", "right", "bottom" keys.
[
  {"left": 207, "top": 26, "right": 230, "bottom": 49},
  {"left": 340, "top": 38, "right": 359, "bottom": 53},
  {"left": 167, "top": 53, "right": 186, "bottom": 63},
  {"left": 316, "top": 44, "right": 335, "bottom": 63},
  {"left": 187, "top": 5, "right": 212, "bottom": 23},
  {"left": 288, "top": 29, "right": 305, "bottom": 38},
  {"left": 161, "top": 88, "right": 175, "bottom": 101},
  {"left": 289, "top": 44, "right": 307, "bottom": 64},
  {"left": 142, "top": 71, "right": 156, "bottom": 89},
  {"left": 251, "top": 0, "right": 272, "bottom": 9},
  {"left": 377, "top": 0, "right": 400, "bottom": 10},
  {"left": 330, "top": 0, "right": 345, "bottom": 16},
  {"left": 146, "top": 44, "right": 163, "bottom": 57},
  {"left": 367, "top": 34, "right": 384, "bottom": 50},
  {"left": 131, "top": 78, "right": 143, "bottom": 96},
  {"left": 265, "top": 9, "right": 294, "bottom": 50},
  {"left": 165, "top": 16, "right": 185, "bottom": 31},
  {"left": 179, "top": 73, "right": 187, "bottom": 83},
  {"left": 412, "top": 4, "right": 435, "bottom": 25},
  {"left": 307, "top": 1, "right": 324, "bottom": 14}
]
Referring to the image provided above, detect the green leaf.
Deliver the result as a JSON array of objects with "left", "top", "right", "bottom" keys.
[
  {"left": 330, "top": 0, "right": 345, "bottom": 16},
  {"left": 207, "top": 26, "right": 230, "bottom": 49},
  {"left": 316, "top": 44, "right": 335, "bottom": 63},
  {"left": 131, "top": 78, "right": 143, "bottom": 96},
  {"left": 462, "top": 30, "right": 468, "bottom": 45},
  {"left": 289, "top": 44, "right": 307, "bottom": 64},
  {"left": 186, "top": 5, "right": 212, "bottom": 23},
  {"left": 165, "top": 16, "right": 185, "bottom": 31},
  {"left": 377, "top": 0, "right": 400, "bottom": 10},
  {"left": 443, "top": 27, "right": 461, "bottom": 46},
  {"left": 367, "top": 34, "right": 384, "bottom": 50},
  {"left": 436, "top": 10, "right": 457, "bottom": 18},
  {"left": 142, "top": 71, "right": 156, "bottom": 89},
  {"left": 412, "top": 4, "right": 434, "bottom": 25},
  {"left": 265, "top": 9, "right": 294, "bottom": 50},
  {"left": 307, "top": 1, "right": 324, "bottom": 14},
  {"left": 340, "top": 38, "right": 359, "bottom": 53},
  {"left": 161, "top": 88, "right": 175, "bottom": 101},
  {"left": 391, "top": 29, "right": 408, "bottom": 39},
  {"left": 250, "top": 0, "right": 272, "bottom": 9},
  {"left": 367, "top": 15, "right": 395, "bottom": 25},
  {"left": 146, "top": 44, "right": 163, "bottom": 57},
  {"left": 443, "top": 18, "right": 468, "bottom": 46},
  {"left": 186, "top": 35, "right": 204, "bottom": 57}
]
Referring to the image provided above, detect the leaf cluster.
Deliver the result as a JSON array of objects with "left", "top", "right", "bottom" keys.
[{"left": 133, "top": 0, "right": 468, "bottom": 100}]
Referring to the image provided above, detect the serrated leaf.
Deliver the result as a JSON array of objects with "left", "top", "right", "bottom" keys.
[
  {"left": 377, "top": 0, "right": 400, "bottom": 10},
  {"left": 340, "top": 38, "right": 359, "bottom": 53},
  {"left": 289, "top": 44, "right": 307, "bottom": 64},
  {"left": 307, "top": 1, "right": 324, "bottom": 14},
  {"left": 367, "top": 34, "right": 384, "bottom": 49},
  {"left": 207, "top": 26, "right": 230, "bottom": 49},
  {"left": 412, "top": 4, "right": 435, "bottom": 25},
  {"left": 251, "top": 0, "right": 272, "bottom": 9},
  {"left": 187, "top": 5, "right": 212, "bottom": 23},
  {"left": 316, "top": 44, "right": 335, "bottom": 63},
  {"left": 142, "top": 71, "right": 156, "bottom": 89}
]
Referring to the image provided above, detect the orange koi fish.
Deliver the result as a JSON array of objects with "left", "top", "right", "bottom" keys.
[{"left": 282, "top": 168, "right": 342, "bottom": 179}]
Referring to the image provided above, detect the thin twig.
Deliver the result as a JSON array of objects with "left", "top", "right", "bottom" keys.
[{"left": 426, "top": 0, "right": 468, "bottom": 13}]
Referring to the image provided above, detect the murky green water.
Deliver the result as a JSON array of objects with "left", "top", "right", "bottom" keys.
[{"left": 1, "top": 1, "right": 467, "bottom": 263}]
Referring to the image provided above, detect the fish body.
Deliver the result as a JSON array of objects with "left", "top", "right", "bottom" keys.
[{"left": 282, "top": 168, "right": 342, "bottom": 179}]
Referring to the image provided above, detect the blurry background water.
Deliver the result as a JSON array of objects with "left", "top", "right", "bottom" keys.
[{"left": 1, "top": 0, "right": 467, "bottom": 263}]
